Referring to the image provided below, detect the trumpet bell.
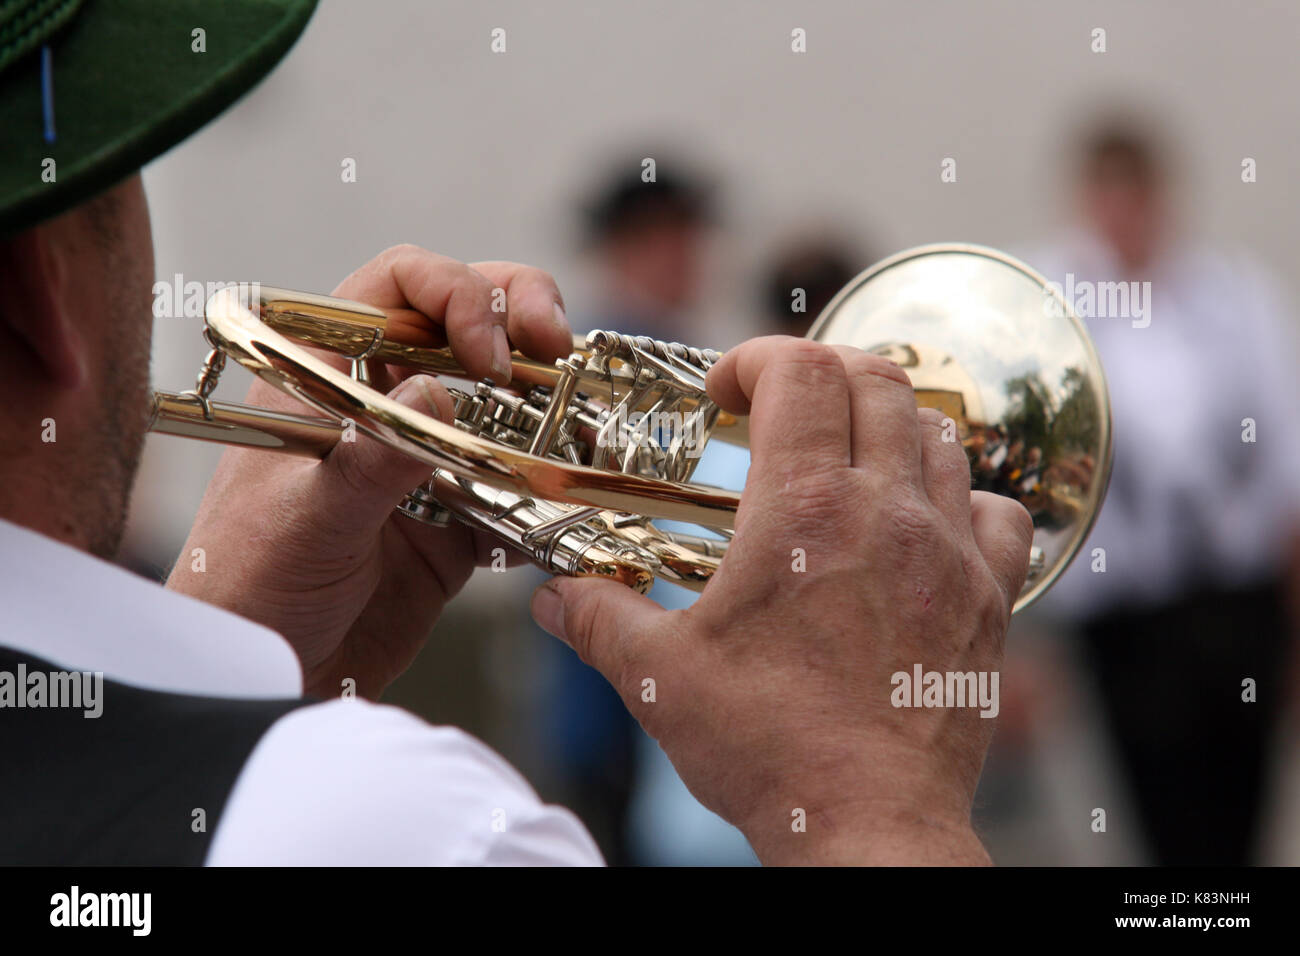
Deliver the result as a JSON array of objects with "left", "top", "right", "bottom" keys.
[{"left": 809, "top": 244, "right": 1113, "bottom": 611}]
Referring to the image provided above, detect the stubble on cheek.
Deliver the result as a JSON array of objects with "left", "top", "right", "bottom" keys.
[{"left": 82, "top": 178, "right": 155, "bottom": 560}]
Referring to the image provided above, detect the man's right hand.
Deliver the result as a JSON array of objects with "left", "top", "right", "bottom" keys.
[{"left": 529, "top": 336, "right": 1034, "bottom": 865}]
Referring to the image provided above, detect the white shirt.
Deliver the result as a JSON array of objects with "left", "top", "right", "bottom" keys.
[
  {"left": 0, "top": 518, "right": 603, "bottom": 866},
  {"left": 1021, "top": 232, "right": 1300, "bottom": 615}
]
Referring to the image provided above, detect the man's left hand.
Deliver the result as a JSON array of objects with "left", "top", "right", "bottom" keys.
[{"left": 167, "top": 245, "right": 572, "bottom": 698}]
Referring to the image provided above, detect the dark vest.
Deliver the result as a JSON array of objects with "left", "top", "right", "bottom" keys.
[{"left": 0, "top": 647, "right": 315, "bottom": 865}]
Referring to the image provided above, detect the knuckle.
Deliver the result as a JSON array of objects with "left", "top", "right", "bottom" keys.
[
  {"left": 779, "top": 468, "right": 864, "bottom": 524},
  {"left": 972, "top": 495, "right": 1034, "bottom": 598},
  {"left": 881, "top": 492, "right": 943, "bottom": 554},
  {"left": 916, "top": 405, "right": 947, "bottom": 429},
  {"left": 845, "top": 350, "right": 914, "bottom": 389},
  {"left": 772, "top": 339, "right": 846, "bottom": 386},
  {"left": 379, "top": 242, "right": 425, "bottom": 262},
  {"left": 474, "top": 274, "right": 500, "bottom": 306},
  {"left": 973, "top": 564, "right": 1013, "bottom": 636},
  {"left": 974, "top": 490, "right": 1034, "bottom": 541},
  {"left": 445, "top": 269, "right": 496, "bottom": 314},
  {"left": 514, "top": 264, "right": 552, "bottom": 287},
  {"left": 917, "top": 414, "right": 959, "bottom": 449},
  {"left": 457, "top": 263, "right": 495, "bottom": 294},
  {"left": 994, "top": 494, "right": 1035, "bottom": 546},
  {"left": 925, "top": 427, "right": 973, "bottom": 476},
  {"left": 1010, "top": 499, "right": 1035, "bottom": 544},
  {"left": 328, "top": 444, "right": 379, "bottom": 498}
]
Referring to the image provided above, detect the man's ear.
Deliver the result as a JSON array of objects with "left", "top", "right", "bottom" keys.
[{"left": 0, "top": 226, "right": 87, "bottom": 389}]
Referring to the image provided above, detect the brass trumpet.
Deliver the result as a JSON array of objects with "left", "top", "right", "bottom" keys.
[{"left": 148, "top": 244, "right": 1112, "bottom": 612}]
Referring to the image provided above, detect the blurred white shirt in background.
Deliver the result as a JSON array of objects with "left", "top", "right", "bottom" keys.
[{"left": 1024, "top": 231, "right": 1300, "bottom": 617}]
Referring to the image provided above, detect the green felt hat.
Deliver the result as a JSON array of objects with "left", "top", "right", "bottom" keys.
[{"left": 0, "top": 0, "right": 317, "bottom": 236}]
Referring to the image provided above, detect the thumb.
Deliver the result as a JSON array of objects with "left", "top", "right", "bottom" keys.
[
  {"left": 308, "top": 374, "right": 454, "bottom": 537},
  {"left": 531, "top": 576, "right": 663, "bottom": 683}
]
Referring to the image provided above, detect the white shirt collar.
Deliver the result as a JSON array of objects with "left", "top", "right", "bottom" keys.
[{"left": 0, "top": 518, "right": 302, "bottom": 698}]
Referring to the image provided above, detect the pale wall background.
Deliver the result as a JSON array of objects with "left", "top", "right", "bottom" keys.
[{"left": 132, "top": 0, "right": 1300, "bottom": 550}]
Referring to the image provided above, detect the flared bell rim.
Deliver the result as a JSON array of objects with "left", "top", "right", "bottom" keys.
[{"left": 807, "top": 242, "right": 1114, "bottom": 613}]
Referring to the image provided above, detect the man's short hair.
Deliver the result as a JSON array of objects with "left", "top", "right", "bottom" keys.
[
  {"left": 581, "top": 159, "right": 714, "bottom": 245},
  {"left": 1077, "top": 120, "right": 1169, "bottom": 190}
]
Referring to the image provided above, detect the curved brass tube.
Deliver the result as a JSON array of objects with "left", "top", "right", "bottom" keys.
[{"left": 194, "top": 284, "right": 742, "bottom": 530}]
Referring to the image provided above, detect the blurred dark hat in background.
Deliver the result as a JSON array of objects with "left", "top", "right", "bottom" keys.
[{"left": 580, "top": 157, "right": 716, "bottom": 245}]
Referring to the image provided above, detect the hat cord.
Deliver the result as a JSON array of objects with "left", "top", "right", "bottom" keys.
[{"left": 41, "top": 44, "right": 54, "bottom": 143}]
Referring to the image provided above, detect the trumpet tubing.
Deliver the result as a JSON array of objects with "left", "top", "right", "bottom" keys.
[{"left": 149, "top": 244, "right": 1112, "bottom": 612}]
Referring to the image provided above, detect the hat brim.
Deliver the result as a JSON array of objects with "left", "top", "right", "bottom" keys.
[{"left": 0, "top": 0, "right": 317, "bottom": 235}]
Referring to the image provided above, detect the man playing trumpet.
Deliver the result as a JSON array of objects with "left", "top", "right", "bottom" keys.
[{"left": 0, "top": 0, "right": 1031, "bottom": 865}]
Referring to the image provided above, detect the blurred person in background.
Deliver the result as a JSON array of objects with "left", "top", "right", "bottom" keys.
[
  {"left": 1029, "top": 118, "right": 1300, "bottom": 864},
  {"left": 758, "top": 234, "right": 867, "bottom": 337},
  {"left": 626, "top": 232, "right": 869, "bottom": 865},
  {"left": 575, "top": 158, "right": 716, "bottom": 342}
]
